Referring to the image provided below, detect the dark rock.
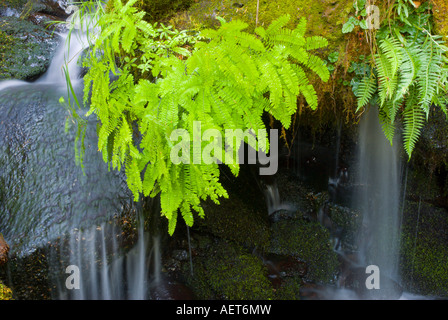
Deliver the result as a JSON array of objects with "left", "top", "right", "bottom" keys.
[
  {"left": 264, "top": 253, "right": 308, "bottom": 279},
  {"left": 27, "top": 12, "right": 67, "bottom": 32},
  {"left": 172, "top": 249, "right": 189, "bottom": 261}
]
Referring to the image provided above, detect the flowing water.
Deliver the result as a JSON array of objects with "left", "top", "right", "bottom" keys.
[
  {"left": 0, "top": 26, "right": 159, "bottom": 299},
  {"left": 324, "top": 107, "right": 405, "bottom": 299},
  {"left": 0, "top": 7, "right": 431, "bottom": 300},
  {"left": 354, "top": 107, "right": 402, "bottom": 293}
]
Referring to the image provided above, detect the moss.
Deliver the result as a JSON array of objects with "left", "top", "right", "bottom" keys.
[
  {"left": 269, "top": 218, "right": 339, "bottom": 284},
  {"left": 205, "top": 241, "right": 274, "bottom": 299},
  {"left": 0, "top": 0, "right": 27, "bottom": 10},
  {"left": 0, "top": 16, "right": 60, "bottom": 80},
  {"left": 400, "top": 201, "right": 448, "bottom": 297},
  {"left": 198, "top": 198, "right": 270, "bottom": 250},
  {"left": 431, "top": 0, "right": 448, "bottom": 36},
  {"left": 273, "top": 275, "right": 302, "bottom": 300},
  {"left": 0, "top": 282, "right": 13, "bottom": 300},
  {"left": 107, "top": 0, "right": 195, "bottom": 23},
  {"left": 184, "top": 240, "right": 274, "bottom": 300},
  {"left": 195, "top": 165, "right": 271, "bottom": 249}
]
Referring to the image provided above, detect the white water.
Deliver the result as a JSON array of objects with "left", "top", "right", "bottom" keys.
[
  {"left": 355, "top": 107, "right": 402, "bottom": 284},
  {"left": 264, "top": 180, "right": 296, "bottom": 215},
  {"left": 322, "top": 106, "right": 405, "bottom": 299},
  {"left": 0, "top": 8, "right": 159, "bottom": 299},
  {"left": 58, "top": 219, "right": 156, "bottom": 300},
  {"left": 37, "top": 30, "right": 87, "bottom": 86}
]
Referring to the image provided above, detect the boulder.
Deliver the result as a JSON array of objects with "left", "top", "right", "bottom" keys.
[
  {"left": 0, "top": 15, "right": 60, "bottom": 80},
  {"left": 20, "top": 0, "right": 70, "bottom": 20}
]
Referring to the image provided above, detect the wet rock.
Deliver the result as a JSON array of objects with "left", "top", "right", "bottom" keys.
[
  {"left": 341, "top": 267, "right": 403, "bottom": 300},
  {"left": 172, "top": 249, "right": 189, "bottom": 262},
  {"left": 264, "top": 253, "right": 308, "bottom": 279},
  {"left": 268, "top": 217, "right": 340, "bottom": 284},
  {"left": 0, "top": 15, "right": 60, "bottom": 80},
  {"left": 20, "top": 0, "right": 70, "bottom": 20},
  {"left": 27, "top": 12, "right": 67, "bottom": 32},
  {"left": 0, "top": 234, "right": 9, "bottom": 266},
  {"left": 400, "top": 201, "right": 448, "bottom": 297},
  {"left": 150, "top": 276, "right": 196, "bottom": 300}
]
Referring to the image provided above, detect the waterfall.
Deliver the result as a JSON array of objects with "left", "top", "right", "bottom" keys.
[
  {"left": 353, "top": 106, "right": 403, "bottom": 298},
  {"left": 56, "top": 218, "right": 151, "bottom": 300},
  {"left": 0, "top": 7, "right": 161, "bottom": 300},
  {"left": 37, "top": 31, "right": 86, "bottom": 86}
]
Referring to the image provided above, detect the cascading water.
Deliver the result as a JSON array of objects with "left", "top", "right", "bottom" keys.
[
  {"left": 0, "top": 11, "right": 160, "bottom": 299},
  {"left": 353, "top": 107, "right": 403, "bottom": 298},
  {"left": 323, "top": 106, "right": 404, "bottom": 299}
]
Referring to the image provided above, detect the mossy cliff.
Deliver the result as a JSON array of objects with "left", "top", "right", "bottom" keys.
[
  {"left": 400, "top": 201, "right": 448, "bottom": 297},
  {"left": 0, "top": 0, "right": 70, "bottom": 81}
]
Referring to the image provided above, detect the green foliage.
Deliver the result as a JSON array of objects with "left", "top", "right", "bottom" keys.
[
  {"left": 269, "top": 218, "right": 339, "bottom": 284},
  {"left": 342, "top": 0, "right": 369, "bottom": 33},
  {"left": 350, "top": 1, "right": 448, "bottom": 158},
  {"left": 66, "top": 0, "right": 329, "bottom": 235},
  {"left": 0, "top": 282, "right": 13, "bottom": 300}
]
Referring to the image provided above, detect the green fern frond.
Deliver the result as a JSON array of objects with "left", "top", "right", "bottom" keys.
[
  {"left": 356, "top": 76, "right": 377, "bottom": 112},
  {"left": 70, "top": 5, "right": 329, "bottom": 235},
  {"left": 377, "top": 54, "right": 399, "bottom": 106},
  {"left": 265, "top": 14, "right": 291, "bottom": 36},
  {"left": 378, "top": 107, "right": 396, "bottom": 145},
  {"left": 379, "top": 37, "right": 403, "bottom": 77},
  {"left": 305, "top": 54, "right": 330, "bottom": 82},
  {"left": 417, "top": 40, "right": 443, "bottom": 117},
  {"left": 403, "top": 103, "right": 425, "bottom": 158},
  {"left": 305, "top": 36, "right": 328, "bottom": 51}
]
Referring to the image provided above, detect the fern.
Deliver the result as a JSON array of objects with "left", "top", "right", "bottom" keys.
[
  {"left": 356, "top": 76, "right": 377, "bottom": 112},
  {"left": 64, "top": 3, "right": 329, "bottom": 235},
  {"left": 403, "top": 103, "right": 425, "bottom": 157},
  {"left": 353, "top": 29, "right": 448, "bottom": 158}
]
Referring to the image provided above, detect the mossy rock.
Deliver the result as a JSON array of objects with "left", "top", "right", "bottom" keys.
[
  {"left": 0, "top": 16, "right": 60, "bottom": 81},
  {"left": 184, "top": 239, "right": 274, "bottom": 300},
  {"left": 0, "top": 0, "right": 28, "bottom": 10},
  {"left": 268, "top": 218, "right": 339, "bottom": 284},
  {"left": 199, "top": 197, "right": 270, "bottom": 250},
  {"left": 408, "top": 107, "right": 448, "bottom": 208},
  {"left": 0, "top": 248, "right": 51, "bottom": 299},
  {"left": 108, "top": 0, "right": 195, "bottom": 23},
  {"left": 273, "top": 275, "right": 302, "bottom": 300},
  {"left": 196, "top": 165, "right": 271, "bottom": 249},
  {"left": 400, "top": 201, "right": 448, "bottom": 297}
]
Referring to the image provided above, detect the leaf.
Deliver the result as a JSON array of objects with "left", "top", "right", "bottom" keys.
[
  {"left": 403, "top": 103, "right": 425, "bottom": 159},
  {"left": 355, "top": 75, "right": 377, "bottom": 111},
  {"left": 342, "top": 21, "right": 355, "bottom": 33}
]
